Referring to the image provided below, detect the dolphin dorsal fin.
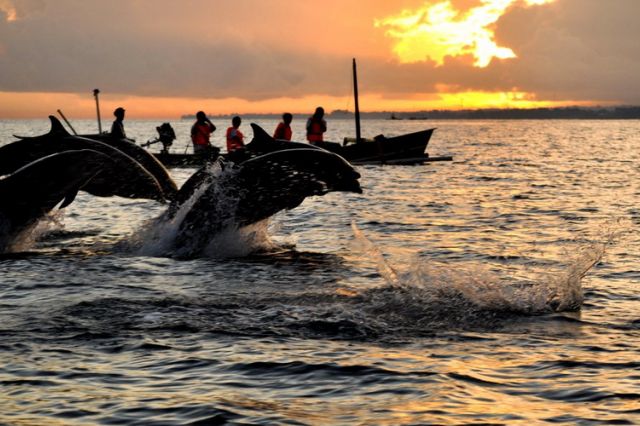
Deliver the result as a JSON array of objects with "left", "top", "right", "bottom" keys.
[
  {"left": 250, "top": 123, "right": 273, "bottom": 143},
  {"left": 48, "top": 115, "right": 71, "bottom": 136}
]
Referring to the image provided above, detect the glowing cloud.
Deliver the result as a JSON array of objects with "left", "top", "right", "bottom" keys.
[
  {"left": 0, "top": 0, "right": 17, "bottom": 22},
  {"left": 376, "top": 0, "right": 556, "bottom": 67}
]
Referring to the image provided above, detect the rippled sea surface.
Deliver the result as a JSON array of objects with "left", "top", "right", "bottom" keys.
[{"left": 1, "top": 118, "right": 639, "bottom": 425}]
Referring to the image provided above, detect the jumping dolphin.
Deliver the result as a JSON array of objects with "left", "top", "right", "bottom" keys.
[
  {"left": 0, "top": 150, "right": 123, "bottom": 252},
  {"left": 163, "top": 148, "right": 362, "bottom": 257},
  {"left": 69, "top": 128, "right": 178, "bottom": 199},
  {"left": 3, "top": 116, "right": 177, "bottom": 200},
  {"left": 0, "top": 116, "right": 173, "bottom": 201},
  {"left": 0, "top": 119, "right": 363, "bottom": 256}
]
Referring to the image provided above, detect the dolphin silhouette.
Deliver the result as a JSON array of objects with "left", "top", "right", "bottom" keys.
[
  {"left": 164, "top": 149, "right": 362, "bottom": 257},
  {"left": 0, "top": 121, "right": 363, "bottom": 256},
  {"left": 0, "top": 150, "right": 123, "bottom": 252},
  {"left": 1, "top": 116, "right": 176, "bottom": 200}
]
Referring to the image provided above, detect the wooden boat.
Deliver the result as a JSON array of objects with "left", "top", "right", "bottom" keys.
[
  {"left": 144, "top": 140, "right": 451, "bottom": 168},
  {"left": 80, "top": 132, "right": 220, "bottom": 168},
  {"left": 139, "top": 127, "right": 447, "bottom": 168},
  {"left": 80, "top": 61, "right": 451, "bottom": 168},
  {"left": 308, "top": 59, "right": 447, "bottom": 166},
  {"left": 147, "top": 59, "right": 450, "bottom": 167},
  {"left": 311, "top": 129, "right": 436, "bottom": 164}
]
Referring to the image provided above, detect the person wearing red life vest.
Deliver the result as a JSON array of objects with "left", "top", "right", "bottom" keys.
[
  {"left": 190, "top": 111, "right": 216, "bottom": 157},
  {"left": 226, "top": 116, "right": 245, "bottom": 152},
  {"left": 306, "top": 106, "right": 326, "bottom": 144},
  {"left": 273, "top": 112, "right": 293, "bottom": 141}
]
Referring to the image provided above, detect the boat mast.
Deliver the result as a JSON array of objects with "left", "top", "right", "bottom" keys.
[{"left": 352, "top": 58, "right": 362, "bottom": 143}]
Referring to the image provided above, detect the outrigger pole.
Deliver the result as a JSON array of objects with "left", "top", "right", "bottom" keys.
[
  {"left": 93, "top": 88, "right": 102, "bottom": 134},
  {"left": 56, "top": 109, "right": 78, "bottom": 135},
  {"left": 352, "top": 58, "right": 362, "bottom": 144}
]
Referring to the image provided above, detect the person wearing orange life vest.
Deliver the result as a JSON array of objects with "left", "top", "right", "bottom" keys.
[
  {"left": 306, "top": 106, "right": 326, "bottom": 144},
  {"left": 191, "top": 111, "right": 217, "bottom": 157},
  {"left": 273, "top": 112, "right": 293, "bottom": 141},
  {"left": 226, "top": 115, "right": 245, "bottom": 152}
]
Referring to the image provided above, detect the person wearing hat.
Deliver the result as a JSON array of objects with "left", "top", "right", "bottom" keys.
[
  {"left": 110, "top": 107, "right": 127, "bottom": 139},
  {"left": 191, "top": 111, "right": 217, "bottom": 158}
]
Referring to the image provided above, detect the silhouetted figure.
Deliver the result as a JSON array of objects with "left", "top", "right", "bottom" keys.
[
  {"left": 110, "top": 107, "right": 127, "bottom": 139},
  {"left": 273, "top": 112, "right": 293, "bottom": 141},
  {"left": 226, "top": 116, "right": 245, "bottom": 151},
  {"left": 143, "top": 123, "right": 177, "bottom": 154},
  {"left": 306, "top": 107, "right": 326, "bottom": 144},
  {"left": 226, "top": 116, "right": 247, "bottom": 162},
  {"left": 191, "top": 111, "right": 217, "bottom": 159}
]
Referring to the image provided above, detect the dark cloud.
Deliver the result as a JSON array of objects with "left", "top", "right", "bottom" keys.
[
  {"left": 1, "top": 0, "right": 639, "bottom": 104},
  {"left": 495, "top": 0, "right": 640, "bottom": 102}
]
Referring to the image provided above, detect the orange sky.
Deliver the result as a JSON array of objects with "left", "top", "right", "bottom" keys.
[{"left": 0, "top": 0, "right": 638, "bottom": 118}]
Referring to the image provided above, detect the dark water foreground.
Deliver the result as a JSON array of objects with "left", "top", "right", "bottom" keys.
[{"left": 1, "top": 119, "right": 639, "bottom": 425}]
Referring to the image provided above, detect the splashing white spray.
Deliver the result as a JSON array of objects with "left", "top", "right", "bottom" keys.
[
  {"left": 128, "top": 162, "right": 278, "bottom": 258},
  {"left": 1, "top": 209, "right": 66, "bottom": 253},
  {"left": 351, "top": 220, "right": 627, "bottom": 315}
]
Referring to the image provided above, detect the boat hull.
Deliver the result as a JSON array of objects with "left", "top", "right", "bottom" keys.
[
  {"left": 148, "top": 128, "right": 437, "bottom": 167},
  {"left": 314, "top": 128, "right": 435, "bottom": 163}
]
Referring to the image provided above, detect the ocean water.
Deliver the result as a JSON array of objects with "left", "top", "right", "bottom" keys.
[{"left": 0, "top": 118, "right": 639, "bottom": 425}]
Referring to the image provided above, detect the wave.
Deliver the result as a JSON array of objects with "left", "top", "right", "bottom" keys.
[{"left": 6, "top": 215, "right": 630, "bottom": 342}]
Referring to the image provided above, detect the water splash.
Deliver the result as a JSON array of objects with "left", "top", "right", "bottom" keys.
[
  {"left": 0, "top": 209, "right": 65, "bottom": 253},
  {"left": 127, "top": 162, "right": 278, "bottom": 258},
  {"left": 50, "top": 220, "right": 628, "bottom": 341},
  {"left": 350, "top": 221, "right": 626, "bottom": 317}
]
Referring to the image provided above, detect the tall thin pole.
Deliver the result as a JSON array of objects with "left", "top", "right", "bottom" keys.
[
  {"left": 93, "top": 88, "right": 102, "bottom": 134},
  {"left": 57, "top": 109, "right": 78, "bottom": 135},
  {"left": 352, "top": 58, "right": 362, "bottom": 143}
]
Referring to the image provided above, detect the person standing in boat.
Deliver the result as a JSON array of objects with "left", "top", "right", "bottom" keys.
[
  {"left": 191, "top": 111, "right": 217, "bottom": 158},
  {"left": 110, "top": 107, "right": 127, "bottom": 139},
  {"left": 226, "top": 116, "right": 246, "bottom": 161},
  {"left": 306, "top": 106, "right": 326, "bottom": 144},
  {"left": 273, "top": 112, "right": 293, "bottom": 141}
]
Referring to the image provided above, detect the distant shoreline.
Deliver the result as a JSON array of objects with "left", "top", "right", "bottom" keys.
[{"left": 183, "top": 106, "right": 640, "bottom": 121}]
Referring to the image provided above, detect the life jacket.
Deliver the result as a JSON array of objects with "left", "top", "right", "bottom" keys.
[
  {"left": 273, "top": 122, "right": 292, "bottom": 141},
  {"left": 226, "top": 127, "right": 245, "bottom": 151},
  {"left": 306, "top": 117, "right": 325, "bottom": 142},
  {"left": 191, "top": 122, "right": 213, "bottom": 146}
]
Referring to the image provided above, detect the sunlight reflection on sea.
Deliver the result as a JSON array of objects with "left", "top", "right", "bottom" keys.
[{"left": 0, "top": 118, "right": 639, "bottom": 425}]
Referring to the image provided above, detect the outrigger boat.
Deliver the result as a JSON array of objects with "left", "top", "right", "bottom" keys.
[
  {"left": 310, "top": 129, "right": 440, "bottom": 165},
  {"left": 83, "top": 61, "right": 451, "bottom": 168},
  {"left": 136, "top": 124, "right": 445, "bottom": 168},
  {"left": 311, "top": 58, "right": 450, "bottom": 165}
]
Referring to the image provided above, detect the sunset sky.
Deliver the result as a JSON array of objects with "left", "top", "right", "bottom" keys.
[{"left": 1, "top": 0, "right": 639, "bottom": 118}]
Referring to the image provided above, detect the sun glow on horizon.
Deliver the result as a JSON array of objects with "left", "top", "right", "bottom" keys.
[
  {"left": 376, "top": 0, "right": 556, "bottom": 67},
  {"left": 435, "top": 89, "right": 574, "bottom": 109},
  {"left": 0, "top": 90, "right": 599, "bottom": 120}
]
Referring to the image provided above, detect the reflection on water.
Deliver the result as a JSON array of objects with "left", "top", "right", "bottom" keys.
[{"left": 1, "top": 119, "right": 639, "bottom": 424}]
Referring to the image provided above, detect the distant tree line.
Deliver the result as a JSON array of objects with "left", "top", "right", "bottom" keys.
[
  {"left": 182, "top": 107, "right": 640, "bottom": 120},
  {"left": 330, "top": 106, "right": 640, "bottom": 120}
]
